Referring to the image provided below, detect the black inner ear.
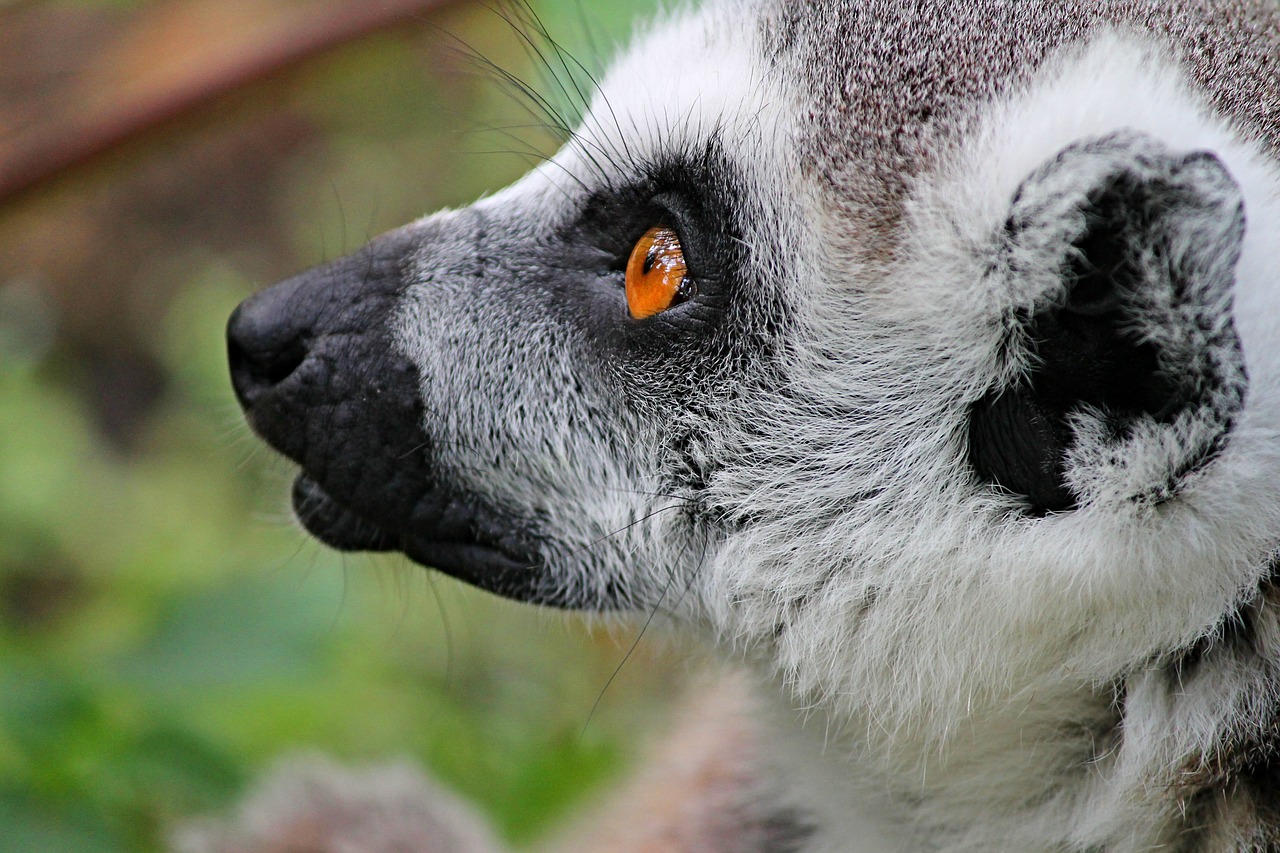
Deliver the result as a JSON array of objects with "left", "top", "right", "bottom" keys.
[{"left": 968, "top": 175, "right": 1189, "bottom": 515}]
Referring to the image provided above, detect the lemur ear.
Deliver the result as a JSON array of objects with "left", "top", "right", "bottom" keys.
[{"left": 968, "top": 131, "right": 1247, "bottom": 515}]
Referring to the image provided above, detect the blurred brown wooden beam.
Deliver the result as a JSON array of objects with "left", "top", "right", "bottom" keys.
[{"left": 0, "top": 0, "right": 464, "bottom": 205}]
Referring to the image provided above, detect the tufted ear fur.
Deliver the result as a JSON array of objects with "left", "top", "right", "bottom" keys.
[{"left": 968, "top": 130, "right": 1248, "bottom": 515}]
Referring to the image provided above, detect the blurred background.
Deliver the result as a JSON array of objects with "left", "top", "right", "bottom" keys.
[{"left": 0, "top": 1, "right": 694, "bottom": 850}]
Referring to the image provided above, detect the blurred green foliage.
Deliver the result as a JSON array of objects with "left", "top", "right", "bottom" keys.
[{"left": 0, "top": 0, "right": 671, "bottom": 850}]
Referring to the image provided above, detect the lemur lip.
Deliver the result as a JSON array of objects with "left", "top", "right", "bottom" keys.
[
  {"left": 396, "top": 537, "right": 564, "bottom": 606},
  {"left": 290, "top": 473, "right": 563, "bottom": 605},
  {"left": 291, "top": 474, "right": 397, "bottom": 553}
]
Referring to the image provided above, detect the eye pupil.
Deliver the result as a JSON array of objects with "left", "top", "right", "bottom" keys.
[
  {"left": 642, "top": 247, "right": 658, "bottom": 275},
  {"left": 626, "top": 225, "right": 689, "bottom": 319}
]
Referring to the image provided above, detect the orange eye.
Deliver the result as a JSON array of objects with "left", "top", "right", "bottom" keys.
[{"left": 625, "top": 225, "right": 693, "bottom": 319}]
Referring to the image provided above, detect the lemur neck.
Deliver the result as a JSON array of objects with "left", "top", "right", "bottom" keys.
[{"left": 761, "top": 650, "right": 1280, "bottom": 852}]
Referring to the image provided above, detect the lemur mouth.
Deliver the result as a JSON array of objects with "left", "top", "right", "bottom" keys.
[{"left": 290, "top": 474, "right": 561, "bottom": 605}]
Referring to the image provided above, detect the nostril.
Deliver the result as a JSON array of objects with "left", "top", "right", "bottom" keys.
[
  {"left": 228, "top": 336, "right": 308, "bottom": 396},
  {"left": 227, "top": 300, "right": 311, "bottom": 408}
]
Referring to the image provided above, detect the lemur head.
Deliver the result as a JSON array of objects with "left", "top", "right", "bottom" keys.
[{"left": 229, "top": 0, "right": 1280, "bottom": 790}]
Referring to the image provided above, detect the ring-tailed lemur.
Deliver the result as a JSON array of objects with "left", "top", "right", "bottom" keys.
[{"left": 221, "top": 0, "right": 1280, "bottom": 849}]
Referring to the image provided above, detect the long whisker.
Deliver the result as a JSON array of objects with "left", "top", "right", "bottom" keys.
[
  {"left": 580, "top": 537, "right": 690, "bottom": 737},
  {"left": 560, "top": 502, "right": 688, "bottom": 562}
]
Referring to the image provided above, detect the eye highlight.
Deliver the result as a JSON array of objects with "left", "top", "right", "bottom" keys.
[{"left": 625, "top": 225, "right": 695, "bottom": 319}]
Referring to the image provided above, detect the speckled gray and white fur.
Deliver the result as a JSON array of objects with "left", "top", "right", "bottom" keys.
[{"left": 230, "top": 0, "right": 1280, "bottom": 850}]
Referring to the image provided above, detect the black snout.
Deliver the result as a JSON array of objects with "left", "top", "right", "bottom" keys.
[
  {"left": 224, "top": 226, "right": 443, "bottom": 558},
  {"left": 226, "top": 220, "right": 561, "bottom": 606},
  {"left": 227, "top": 228, "right": 419, "bottom": 413},
  {"left": 225, "top": 228, "right": 427, "bottom": 470}
]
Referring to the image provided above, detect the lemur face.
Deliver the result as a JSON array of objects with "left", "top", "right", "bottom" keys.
[
  {"left": 228, "top": 6, "right": 790, "bottom": 611},
  {"left": 229, "top": 0, "right": 1280, "bottom": 735}
]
